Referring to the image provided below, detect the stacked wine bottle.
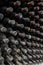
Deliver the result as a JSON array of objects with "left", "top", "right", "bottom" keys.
[{"left": 0, "top": 0, "right": 43, "bottom": 65}]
